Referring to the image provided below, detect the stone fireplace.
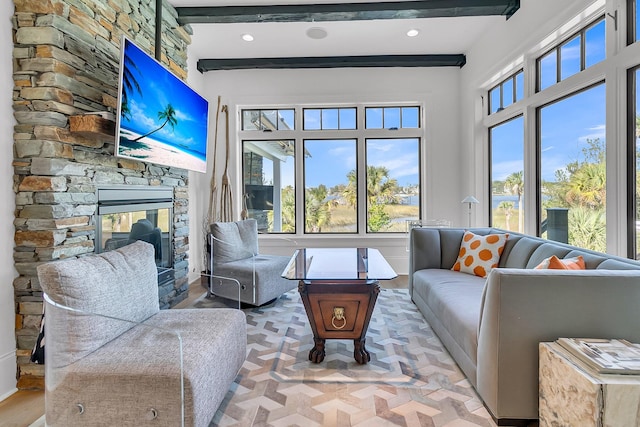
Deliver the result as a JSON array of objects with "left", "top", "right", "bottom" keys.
[{"left": 12, "top": 0, "right": 194, "bottom": 389}]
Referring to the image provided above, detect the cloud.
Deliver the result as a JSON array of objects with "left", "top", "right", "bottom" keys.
[{"left": 492, "top": 160, "right": 524, "bottom": 181}]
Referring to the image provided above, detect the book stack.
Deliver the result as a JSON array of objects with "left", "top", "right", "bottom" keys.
[{"left": 557, "top": 337, "right": 640, "bottom": 375}]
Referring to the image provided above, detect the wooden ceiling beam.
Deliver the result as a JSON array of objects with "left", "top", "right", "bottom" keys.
[
  {"left": 177, "top": 0, "right": 520, "bottom": 25},
  {"left": 197, "top": 54, "right": 466, "bottom": 71}
]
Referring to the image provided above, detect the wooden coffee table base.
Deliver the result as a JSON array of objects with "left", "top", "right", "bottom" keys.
[{"left": 298, "top": 280, "right": 380, "bottom": 364}]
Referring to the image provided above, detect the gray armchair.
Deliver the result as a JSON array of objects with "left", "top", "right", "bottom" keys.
[
  {"left": 37, "top": 241, "right": 246, "bottom": 427},
  {"left": 207, "top": 219, "right": 296, "bottom": 306}
]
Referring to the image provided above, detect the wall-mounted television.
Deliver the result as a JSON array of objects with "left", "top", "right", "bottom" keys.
[{"left": 115, "top": 36, "right": 209, "bottom": 173}]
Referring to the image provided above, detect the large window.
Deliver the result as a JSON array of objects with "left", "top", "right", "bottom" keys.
[
  {"left": 365, "top": 138, "right": 420, "bottom": 232},
  {"left": 490, "top": 116, "right": 524, "bottom": 232},
  {"left": 241, "top": 104, "right": 422, "bottom": 234},
  {"left": 303, "top": 139, "right": 357, "bottom": 233},
  {"left": 538, "top": 83, "right": 606, "bottom": 251},
  {"left": 243, "top": 140, "right": 296, "bottom": 232}
]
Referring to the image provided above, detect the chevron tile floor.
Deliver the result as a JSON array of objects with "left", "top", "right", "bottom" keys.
[{"left": 194, "top": 288, "right": 497, "bottom": 427}]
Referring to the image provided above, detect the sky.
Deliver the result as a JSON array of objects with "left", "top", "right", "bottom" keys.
[{"left": 118, "top": 38, "right": 209, "bottom": 157}]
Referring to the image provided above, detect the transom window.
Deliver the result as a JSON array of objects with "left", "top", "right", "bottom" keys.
[
  {"left": 242, "top": 109, "right": 295, "bottom": 131},
  {"left": 365, "top": 106, "right": 419, "bottom": 129},
  {"left": 537, "top": 17, "right": 605, "bottom": 92},
  {"left": 303, "top": 108, "right": 356, "bottom": 130},
  {"left": 488, "top": 70, "right": 524, "bottom": 114},
  {"left": 240, "top": 104, "right": 422, "bottom": 234}
]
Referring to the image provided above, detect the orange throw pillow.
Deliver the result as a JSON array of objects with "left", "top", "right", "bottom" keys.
[
  {"left": 535, "top": 255, "right": 586, "bottom": 270},
  {"left": 452, "top": 231, "right": 508, "bottom": 278}
]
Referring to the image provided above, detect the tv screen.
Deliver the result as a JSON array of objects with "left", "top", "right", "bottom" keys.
[{"left": 115, "top": 36, "right": 209, "bottom": 173}]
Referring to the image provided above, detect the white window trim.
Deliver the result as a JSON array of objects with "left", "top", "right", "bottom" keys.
[{"left": 237, "top": 101, "right": 426, "bottom": 240}]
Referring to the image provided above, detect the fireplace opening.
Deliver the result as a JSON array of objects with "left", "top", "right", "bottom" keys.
[{"left": 95, "top": 186, "right": 174, "bottom": 291}]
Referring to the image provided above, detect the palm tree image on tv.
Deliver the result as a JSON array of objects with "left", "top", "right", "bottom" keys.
[
  {"left": 116, "top": 37, "right": 209, "bottom": 173},
  {"left": 132, "top": 104, "right": 177, "bottom": 142}
]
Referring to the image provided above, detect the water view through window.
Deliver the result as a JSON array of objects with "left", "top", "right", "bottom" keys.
[{"left": 490, "top": 116, "right": 524, "bottom": 232}]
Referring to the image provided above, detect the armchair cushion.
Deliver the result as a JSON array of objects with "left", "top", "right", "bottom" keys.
[
  {"left": 37, "top": 240, "right": 159, "bottom": 366},
  {"left": 210, "top": 219, "right": 259, "bottom": 264}
]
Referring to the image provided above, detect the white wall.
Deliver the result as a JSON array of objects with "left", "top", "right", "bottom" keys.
[
  {"left": 186, "top": 52, "right": 208, "bottom": 284},
  {"left": 188, "top": 67, "right": 463, "bottom": 276},
  {"left": 0, "top": 0, "right": 18, "bottom": 401}
]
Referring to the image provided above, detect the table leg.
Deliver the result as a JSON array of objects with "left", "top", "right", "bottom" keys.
[
  {"left": 353, "top": 338, "right": 370, "bottom": 364},
  {"left": 309, "top": 337, "right": 326, "bottom": 363}
]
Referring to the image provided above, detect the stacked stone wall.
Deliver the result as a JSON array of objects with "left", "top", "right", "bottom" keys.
[{"left": 12, "top": 0, "right": 193, "bottom": 389}]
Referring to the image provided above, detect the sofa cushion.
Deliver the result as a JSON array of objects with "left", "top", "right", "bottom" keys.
[
  {"left": 211, "top": 219, "right": 259, "bottom": 264},
  {"left": 524, "top": 243, "right": 571, "bottom": 269},
  {"left": 452, "top": 231, "right": 508, "bottom": 278},
  {"left": 501, "top": 237, "right": 542, "bottom": 268},
  {"left": 37, "top": 241, "right": 160, "bottom": 366},
  {"left": 413, "top": 269, "right": 485, "bottom": 365},
  {"left": 535, "top": 255, "right": 585, "bottom": 270}
]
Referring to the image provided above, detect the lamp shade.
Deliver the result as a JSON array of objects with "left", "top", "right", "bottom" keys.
[{"left": 461, "top": 196, "right": 479, "bottom": 204}]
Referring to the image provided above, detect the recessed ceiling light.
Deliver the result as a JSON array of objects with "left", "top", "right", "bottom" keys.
[
  {"left": 242, "top": 33, "right": 254, "bottom": 42},
  {"left": 306, "top": 27, "right": 328, "bottom": 40},
  {"left": 407, "top": 29, "right": 420, "bottom": 37}
]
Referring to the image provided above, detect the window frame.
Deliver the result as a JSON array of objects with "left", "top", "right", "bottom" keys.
[
  {"left": 488, "top": 69, "right": 524, "bottom": 114},
  {"left": 535, "top": 15, "right": 606, "bottom": 92},
  {"left": 238, "top": 103, "right": 425, "bottom": 236}
]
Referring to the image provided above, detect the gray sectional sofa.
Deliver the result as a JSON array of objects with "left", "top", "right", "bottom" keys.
[{"left": 409, "top": 227, "right": 640, "bottom": 426}]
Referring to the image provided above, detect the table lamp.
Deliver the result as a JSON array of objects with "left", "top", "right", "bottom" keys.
[{"left": 462, "top": 196, "right": 479, "bottom": 227}]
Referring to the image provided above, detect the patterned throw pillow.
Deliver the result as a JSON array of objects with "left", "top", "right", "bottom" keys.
[
  {"left": 452, "top": 231, "right": 508, "bottom": 278},
  {"left": 535, "top": 255, "right": 586, "bottom": 270}
]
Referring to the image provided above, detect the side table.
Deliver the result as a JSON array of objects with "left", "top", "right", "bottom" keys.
[{"left": 539, "top": 341, "right": 640, "bottom": 426}]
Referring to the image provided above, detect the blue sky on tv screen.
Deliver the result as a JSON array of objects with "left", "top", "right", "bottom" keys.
[{"left": 119, "top": 39, "right": 209, "bottom": 157}]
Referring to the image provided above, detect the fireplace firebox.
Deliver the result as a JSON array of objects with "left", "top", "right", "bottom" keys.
[{"left": 95, "top": 186, "right": 174, "bottom": 292}]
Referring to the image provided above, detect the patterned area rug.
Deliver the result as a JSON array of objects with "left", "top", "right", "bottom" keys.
[{"left": 193, "top": 289, "right": 496, "bottom": 426}]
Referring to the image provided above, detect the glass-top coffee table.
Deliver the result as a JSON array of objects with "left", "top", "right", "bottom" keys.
[{"left": 282, "top": 248, "right": 397, "bottom": 364}]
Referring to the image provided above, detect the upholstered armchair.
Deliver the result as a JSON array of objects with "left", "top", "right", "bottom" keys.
[
  {"left": 37, "top": 241, "right": 246, "bottom": 427},
  {"left": 207, "top": 218, "right": 296, "bottom": 306}
]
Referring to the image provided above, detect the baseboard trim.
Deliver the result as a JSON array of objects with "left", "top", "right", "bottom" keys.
[
  {"left": 0, "top": 386, "right": 18, "bottom": 403},
  {"left": 0, "top": 350, "right": 17, "bottom": 402}
]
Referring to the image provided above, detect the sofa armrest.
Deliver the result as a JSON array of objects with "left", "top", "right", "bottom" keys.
[
  {"left": 43, "top": 292, "right": 185, "bottom": 426},
  {"left": 476, "top": 268, "right": 640, "bottom": 420}
]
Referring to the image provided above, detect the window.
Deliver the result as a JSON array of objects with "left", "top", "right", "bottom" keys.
[
  {"left": 365, "top": 106, "right": 419, "bottom": 129},
  {"left": 303, "top": 108, "right": 356, "bottom": 130},
  {"left": 242, "top": 109, "right": 294, "bottom": 131},
  {"left": 537, "top": 17, "right": 605, "bottom": 91},
  {"left": 365, "top": 138, "right": 420, "bottom": 232},
  {"left": 304, "top": 139, "right": 357, "bottom": 233},
  {"left": 490, "top": 116, "right": 524, "bottom": 232},
  {"left": 538, "top": 83, "right": 606, "bottom": 251},
  {"left": 243, "top": 140, "right": 296, "bottom": 232},
  {"left": 488, "top": 70, "right": 524, "bottom": 114},
  {"left": 240, "top": 104, "right": 423, "bottom": 234}
]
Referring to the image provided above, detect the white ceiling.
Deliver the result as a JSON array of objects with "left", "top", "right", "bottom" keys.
[{"left": 168, "top": 0, "right": 505, "bottom": 61}]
